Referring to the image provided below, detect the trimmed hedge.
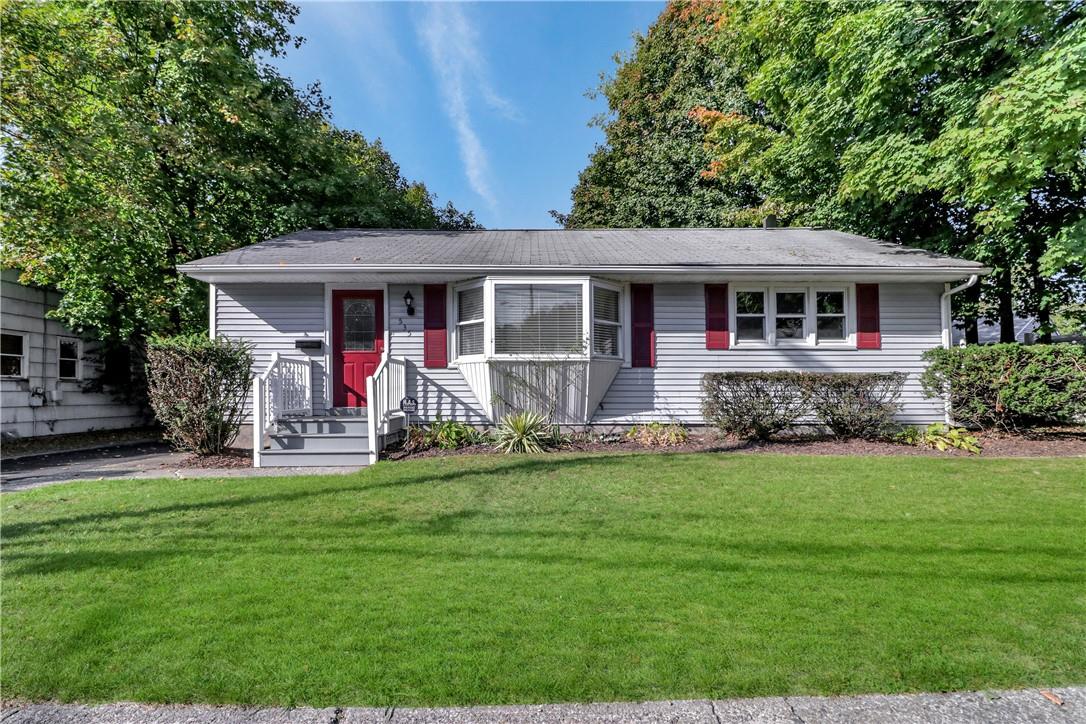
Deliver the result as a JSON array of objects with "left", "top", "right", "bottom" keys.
[
  {"left": 801, "top": 372, "right": 907, "bottom": 439},
  {"left": 701, "top": 371, "right": 907, "bottom": 441},
  {"left": 146, "top": 333, "right": 253, "bottom": 454},
  {"left": 920, "top": 343, "right": 1086, "bottom": 430}
]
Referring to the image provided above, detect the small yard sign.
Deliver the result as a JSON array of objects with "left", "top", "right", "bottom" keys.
[{"left": 400, "top": 397, "right": 418, "bottom": 414}]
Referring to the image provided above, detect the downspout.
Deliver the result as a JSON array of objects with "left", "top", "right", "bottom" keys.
[{"left": 939, "top": 275, "right": 979, "bottom": 424}]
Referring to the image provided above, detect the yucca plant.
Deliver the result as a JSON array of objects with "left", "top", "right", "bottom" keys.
[{"left": 494, "top": 411, "right": 551, "bottom": 454}]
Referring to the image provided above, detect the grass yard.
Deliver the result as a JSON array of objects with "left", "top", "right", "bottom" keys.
[{"left": 2, "top": 453, "right": 1084, "bottom": 707}]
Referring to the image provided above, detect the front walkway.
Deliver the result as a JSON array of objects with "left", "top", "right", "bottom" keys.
[{"left": 3, "top": 687, "right": 1082, "bottom": 723}]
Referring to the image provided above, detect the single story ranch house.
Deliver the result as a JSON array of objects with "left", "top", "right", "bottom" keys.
[{"left": 179, "top": 228, "right": 988, "bottom": 467}]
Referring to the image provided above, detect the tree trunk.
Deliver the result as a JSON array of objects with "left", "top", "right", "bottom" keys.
[
  {"left": 964, "top": 281, "right": 980, "bottom": 345},
  {"left": 1026, "top": 238, "right": 1052, "bottom": 343},
  {"left": 997, "top": 269, "right": 1015, "bottom": 343}
]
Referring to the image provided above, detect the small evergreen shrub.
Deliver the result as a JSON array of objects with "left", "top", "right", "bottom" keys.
[
  {"left": 921, "top": 344, "right": 1086, "bottom": 430},
  {"left": 800, "top": 372, "right": 906, "bottom": 439},
  {"left": 145, "top": 333, "right": 253, "bottom": 455},
  {"left": 494, "top": 411, "right": 553, "bottom": 454},
  {"left": 701, "top": 372, "right": 809, "bottom": 440},
  {"left": 627, "top": 421, "right": 689, "bottom": 447}
]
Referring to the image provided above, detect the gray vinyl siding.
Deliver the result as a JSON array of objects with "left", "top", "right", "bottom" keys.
[
  {"left": 1, "top": 270, "right": 144, "bottom": 438},
  {"left": 214, "top": 283, "right": 326, "bottom": 417},
  {"left": 389, "top": 284, "right": 487, "bottom": 424},
  {"left": 594, "top": 282, "right": 946, "bottom": 425},
  {"left": 214, "top": 283, "right": 486, "bottom": 423}
]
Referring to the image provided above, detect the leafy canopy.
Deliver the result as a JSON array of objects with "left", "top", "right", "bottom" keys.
[{"left": 1, "top": 0, "right": 477, "bottom": 343}]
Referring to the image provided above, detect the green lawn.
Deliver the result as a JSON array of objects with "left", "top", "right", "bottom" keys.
[{"left": 3, "top": 453, "right": 1084, "bottom": 707}]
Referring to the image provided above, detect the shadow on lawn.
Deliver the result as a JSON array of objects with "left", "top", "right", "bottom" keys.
[{"left": 0, "top": 454, "right": 648, "bottom": 541}]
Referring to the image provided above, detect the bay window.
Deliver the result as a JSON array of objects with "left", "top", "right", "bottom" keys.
[{"left": 453, "top": 278, "right": 626, "bottom": 361}]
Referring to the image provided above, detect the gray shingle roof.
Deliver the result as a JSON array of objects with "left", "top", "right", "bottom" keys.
[{"left": 180, "top": 228, "right": 985, "bottom": 271}]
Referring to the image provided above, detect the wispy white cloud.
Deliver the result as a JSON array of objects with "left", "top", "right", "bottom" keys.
[{"left": 415, "top": 2, "right": 517, "bottom": 211}]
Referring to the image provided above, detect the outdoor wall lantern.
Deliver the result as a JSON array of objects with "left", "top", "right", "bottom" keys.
[{"left": 403, "top": 290, "right": 415, "bottom": 316}]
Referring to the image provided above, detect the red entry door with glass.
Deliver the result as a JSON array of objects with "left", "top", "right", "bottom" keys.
[{"left": 332, "top": 290, "right": 384, "bottom": 407}]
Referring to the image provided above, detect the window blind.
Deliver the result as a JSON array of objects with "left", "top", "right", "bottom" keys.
[{"left": 495, "top": 284, "right": 583, "bottom": 354}]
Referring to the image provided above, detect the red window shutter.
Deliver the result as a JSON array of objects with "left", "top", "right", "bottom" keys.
[
  {"left": 423, "top": 284, "right": 447, "bottom": 368},
  {"left": 705, "top": 284, "right": 729, "bottom": 350},
  {"left": 631, "top": 284, "right": 655, "bottom": 368},
  {"left": 856, "top": 283, "right": 881, "bottom": 349}
]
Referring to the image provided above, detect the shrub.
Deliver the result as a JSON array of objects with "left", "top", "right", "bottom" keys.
[
  {"left": 921, "top": 344, "right": 1086, "bottom": 430},
  {"left": 627, "top": 421, "right": 689, "bottom": 447},
  {"left": 145, "top": 333, "right": 253, "bottom": 455},
  {"left": 701, "top": 372, "right": 809, "bottom": 440},
  {"left": 800, "top": 372, "right": 906, "bottom": 439},
  {"left": 494, "top": 411, "right": 553, "bottom": 454},
  {"left": 894, "top": 423, "right": 981, "bottom": 454},
  {"left": 404, "top": 417, "right": 487, "bottom": 452}
]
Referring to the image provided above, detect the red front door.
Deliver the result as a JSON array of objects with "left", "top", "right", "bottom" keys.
[{"left": 332, "top": 290, "right": 384, "bottom": 407}]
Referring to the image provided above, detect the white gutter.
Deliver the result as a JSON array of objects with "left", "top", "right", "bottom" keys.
[
  {"left": 939, "top": 274, "right": 979, "bottom": 425},
  {"left": 179, "top": 262, "right": 990, "bottom": 275}
]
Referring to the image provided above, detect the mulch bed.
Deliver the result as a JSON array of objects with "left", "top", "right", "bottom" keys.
[
  {"left": 388, "top": 427, "right": 1086, "bottom": 460},
  {"left": 172, "top": 448, "right": 252, "bottom": 469}
]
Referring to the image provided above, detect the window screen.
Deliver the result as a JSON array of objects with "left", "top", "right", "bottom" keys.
[
  {"left": 457, "top": 286, "right": 484, "bottom": 356},
  {"left": 592, "top": 286, "right": 621, "bottom": 356},
  {"left": 495, "top": 284, "right": 583, "bottom": 354}
]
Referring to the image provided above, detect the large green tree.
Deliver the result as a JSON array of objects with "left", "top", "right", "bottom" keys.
[
  {"left": 1, "top": 0, "right": 476, "bottom": 344},
  {"left": 695, "top": 0, "right": 1086, "bottom": 341},
  {"left": 559, "top": 2, "right": 764, "bottom": 229}
]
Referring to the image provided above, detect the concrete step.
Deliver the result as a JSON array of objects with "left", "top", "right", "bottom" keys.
[
  {"left": 277, "top": 417, "right": 368, "bottom": 435},
  {"left": 258, "top": 449, "right": 370, "bottom": 467},
  {"left": 268, "top": 433, "right": 369, "bottom": 452}
]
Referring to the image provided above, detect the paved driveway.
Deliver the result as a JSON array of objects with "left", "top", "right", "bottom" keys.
[{"left": 0, "top": 443, "right": 362, "bottom": 492}]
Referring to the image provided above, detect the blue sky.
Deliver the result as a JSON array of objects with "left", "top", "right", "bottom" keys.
[{"left": 272, "top": 2, "right": 665, "bottom": 228}]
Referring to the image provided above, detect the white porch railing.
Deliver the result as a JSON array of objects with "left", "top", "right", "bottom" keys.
[
  {"left": 252, "top": 353, "right": 312, "bottom": 468},
  {"left": 366, "top": 356, "right": 407, "bottom": 464}
]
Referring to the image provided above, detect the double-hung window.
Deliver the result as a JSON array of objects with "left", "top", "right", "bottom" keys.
[
  {"left": 774, "top": 290, "right": 808, "bottom": 342},
  {"left": 592, "top": 285, "right": 621, "bottom": 357},
  {"left": 495, "top": 284, "right": 584, "bottom": 355},
  {"left": 58, "top": 337, "right": 82, "bottom": 380},
  {"left": 815, "top": 290, "right": 847, "bottom": 342},
  {"left": 457, "top": 286, "right": 484, "bottom": 357},
  {"left": 1, "top": 332, "right": 27, "bottom": 378},
  {"left": 735, "top": 291, "right": 767, "bottom": 342}
]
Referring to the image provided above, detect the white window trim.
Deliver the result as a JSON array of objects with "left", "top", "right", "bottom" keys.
[
  {"left": 451, "top": 276, "right": 627, "bottom": 364},
  {"left": 731, "top": 283, "right": 856, "bottom": 348},
  {"left": 489, "top": 277, "right": 590, "bottom": 360},
  {"left": 591, "top": 279, "right": 623, "bottom": 360},
  {"left": 1, "top": 331, "right": 29, "bottom": 379},
  {"left": 452, "top": 279, "right": 487, "bottom": 362},
  {"left": 57, "top": 336, "right": 83, "bottom": 381}
]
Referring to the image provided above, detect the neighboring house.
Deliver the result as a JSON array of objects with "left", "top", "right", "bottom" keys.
[
  {"left": 179, "top": 228, "right": 988, "bottom": 467},
  {"left": 952, "top": 316, "right": 1038, "bottom": 345},
  {"left": 1, "top": 269, "right": 145, "bottom": 440}
]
